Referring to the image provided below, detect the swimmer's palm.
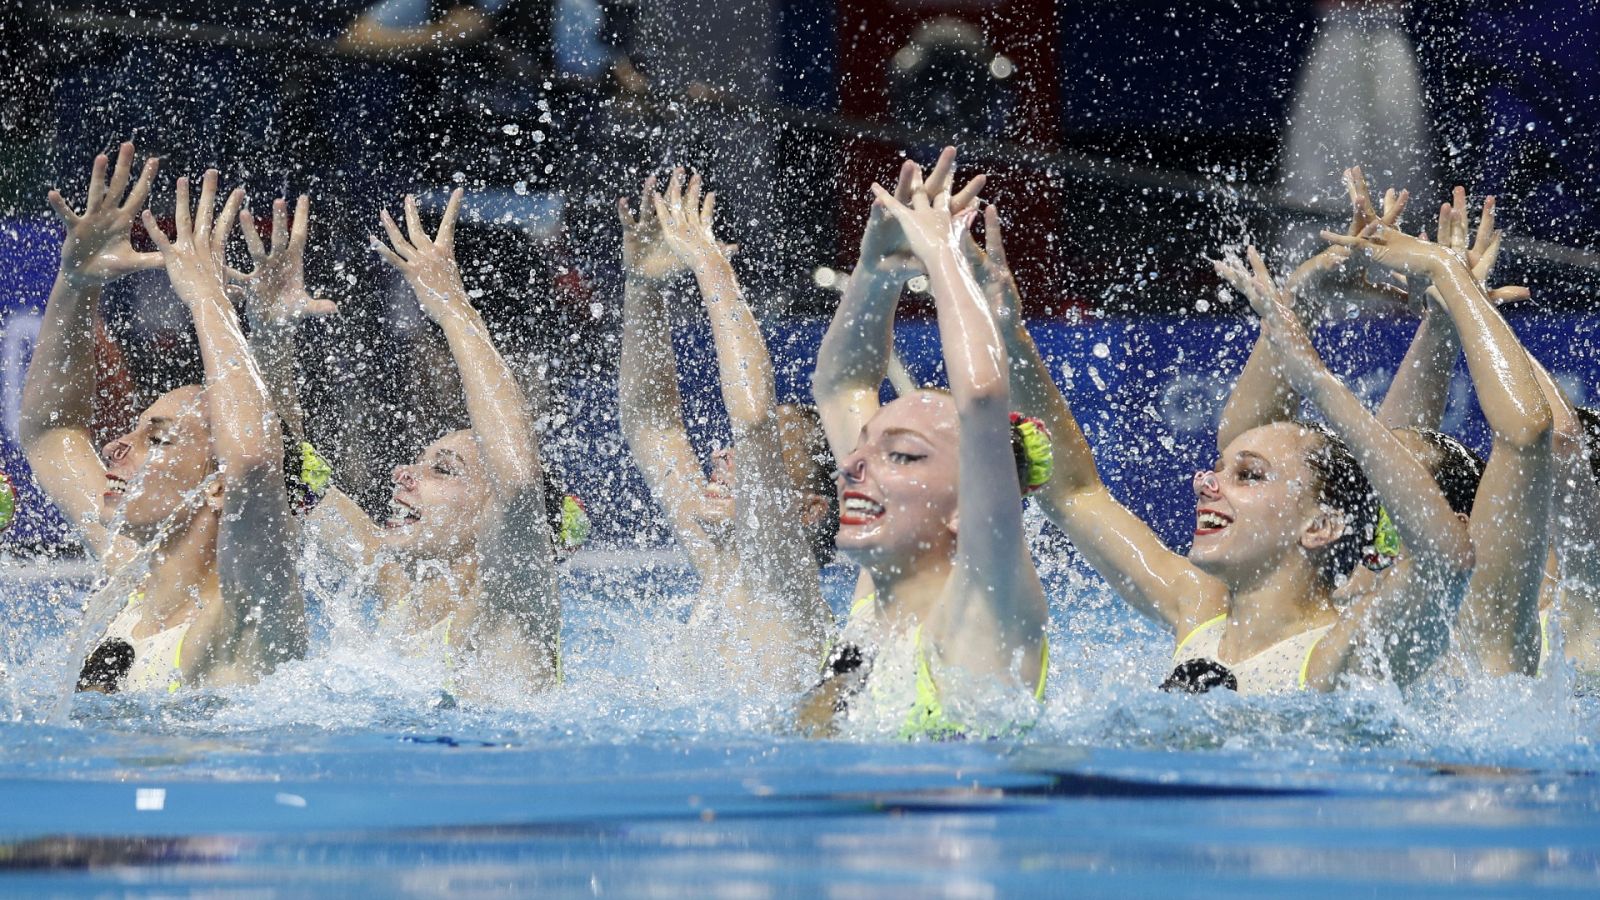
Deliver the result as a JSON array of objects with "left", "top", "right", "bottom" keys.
[
  {"left": 857, "top": 207, "right": 921, "bottom": 277},
  {"left": 403, "top": 253, "right": 471, "bottom": 321},
  {"left": 624, "top": 221, "right": 687, "bottom": 283},
  {"left": 49, "top": 145, "right": 162, "bottom": 286},
  {"left": 237, "top": 197, "right": 338, "bottom": 327}
]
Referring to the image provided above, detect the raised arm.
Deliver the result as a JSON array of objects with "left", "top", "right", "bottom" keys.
[
  {"left": 1218, "top": 168, "right": 1400, "bottom": 449},
  {"left": 615, "top": 173, "right": 726, "bottom": 576},
  {"left": 871, "top": 183, "right": 1045, "bottom": 682},
  {"left": 1328, "top": 222, "right": 1553, "bottom": 676},
  {"left": 652, "top": 171, "right": 829, "bottom": 667},
  {"left": 235, "top": 196, "right": 378, "bottom": 567},
  {"left": 812, "top": 148, "right": 983, "bottom": 456},
  {"left": 373, "top": 190, "right": 558, "bottom": 685},
  {"left": 143, "top": 170, "right": 306, "bottom": 674},
  {"left": 1376, "top": 190, "right": 1528, "bottom": 431},
  {"left": 19, "top": 142, "right": 160, "bottom": 558},
  {"left": 1218, "top": 245, "right": 1473, "bottom": 687},
  {"left": 967, "top": 204, "right": 1221, "bottom": 634},
  {"left": 236, "top": 195, "right": 338, "bottom": 443}
]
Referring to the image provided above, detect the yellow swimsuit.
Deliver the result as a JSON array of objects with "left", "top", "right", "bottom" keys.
[
  {"left": 1170, "top": 614, "right": 1333, "bottom": 695},
  {"left": 823, "top": 594, "right": 1049, "bottom": 740}
]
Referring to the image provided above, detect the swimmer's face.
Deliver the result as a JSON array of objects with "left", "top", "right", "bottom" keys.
[
  {"left": 699, "top": 444, "right": 736, "bottom": 528},
  {"left": 696, "top": 406, "right": 834, "bottom": 534},
  {"left": 100, "top": 386, "right": 216, "bottom": 538},
  {"left": 1189, "top": 422, "right": 1328, "bottom": 581},
  {"left": 834, "top": 392, "right": 960, "bottom": 569},
  {"left": 383, "top": 429, "right": 492, "bottom": 559}
]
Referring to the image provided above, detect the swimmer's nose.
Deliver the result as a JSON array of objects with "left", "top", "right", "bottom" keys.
[
  {"left": 102, "top": 437, "right": 131, "bottom": 464},
  {"left": 392, "top": 466, "right": 418, "bottom": 490},
  {"left": 836, "top": 454, "right": 866, "bottom": 484},
  {"left": 1193, "top": 469, "right": 1221, "bottom": 498}
]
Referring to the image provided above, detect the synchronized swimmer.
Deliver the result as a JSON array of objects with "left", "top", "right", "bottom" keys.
[{"left": 13, "top": 138, "right": 1600, "bottom": 735}]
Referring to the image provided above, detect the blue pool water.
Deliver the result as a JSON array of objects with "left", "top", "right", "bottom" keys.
[{"left": 3, "top": 551, "right": 1600, "bottom": 896}]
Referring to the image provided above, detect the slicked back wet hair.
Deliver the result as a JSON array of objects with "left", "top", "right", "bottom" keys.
[
  {"left": 781, "top": 404, "right": 840, "bottom": 566},
  {"left": 1295, "top": 421, "right": 1380, "bottom": 585},
  {"left": 1401, "top": 427, "right": 1485, "bottom": 517}
]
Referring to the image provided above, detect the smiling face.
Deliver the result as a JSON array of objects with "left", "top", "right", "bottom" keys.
[
  {"left": 99, "top": 385, "right": 216, "bottom": 539},
  {"left": 382, "top": 429, "right": 493, "bottom": 559},
  {"left": 833, "top": 391, "right": 961, "bottom": 571},
  {"left": 696, "top": 405, "right": 838, "bottom": 545},
  {"left": 1189, "top": 422, "right": 1334, "bottom": 585}
]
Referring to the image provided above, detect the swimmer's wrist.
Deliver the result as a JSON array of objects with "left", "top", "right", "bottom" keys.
[
  {"left": 1421, "top": 248, "right": 1468, "bottom": 280},
  {"left": 56, "top": 266, "right": 108, "bottom": 293}
]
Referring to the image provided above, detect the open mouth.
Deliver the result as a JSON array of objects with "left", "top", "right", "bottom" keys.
[
  {"left": 386, "top": 497, "right": 422, "bottom": 529},
  {"left": 1194, "top": 508, "right": 1233, "bottom": 536},
  {"left": 839, "top": 492, "right": 886, "bottom": 526},
  {"left": 104, "top": 474, "right": 129, "bottom": 500}
]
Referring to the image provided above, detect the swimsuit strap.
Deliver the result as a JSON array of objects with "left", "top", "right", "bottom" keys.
[
  {"left": 901, "top": 623, "right": 1050, "bottom": 740},
  {"left": 1173, "top": 613, "right": 1227, "bottom": 661},
  {"left": 168, "top": 627, "right": 187, "bottom": 694},
  {"left": 1537, "top": 607, "right": 1552, "bottom": 678},
  {"left": 1295, "top": 625, "right": 1335, "bottom": 690}
]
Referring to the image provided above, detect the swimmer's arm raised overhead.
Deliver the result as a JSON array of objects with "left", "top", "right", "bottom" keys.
[
  {"left": 1219, "top": 246, "right": 1472, "bottom": 688},
  {"left": 235, "top": 195, "right": 338, "bottom": 445},
  {"left": 19, "top": 142, "right": 161, "bottom": 560},
  {"left": 616, "top": 174, "right": 725, "bottom": 577},
  {"left": 1216, "top": 168, "right": 1394, "bottom": 450},
  {"left": 235, "top": 196, "right": 383, "bottom": 569},
  {"left": 144, "top": 171, "right": 306, "bottom": 676},
  {"left": 1329, "top": 221, "right": 1553, "bottom": 676},
  {"left": 1376, "top": 190, "right": 1527, "bottom": 432},
  {"left": 1529, "top": 353, "right": 1600, "bottom": 648},
  {"left": 375, "top": 190, "right": 558, "bottom": 684},
  {"left": 964, "top": 206, "right": 1220, "bottom": 635},
  {"left": 813, "top": 148, "right": 983, "bottom": 457},
  {"left": 872, "top": 183, "right": 1047, "bottom": 682},
  {"left": 652, "top": 171, "right": 829, "bottom": 665}
]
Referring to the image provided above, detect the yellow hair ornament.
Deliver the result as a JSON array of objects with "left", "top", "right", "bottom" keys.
[
  {"left": 299, "top": 442, "right": 333, "bottom": 496},
  {"left": 560, "top": 493, "right": 591, "bottom": 549},
  {"left": 1009, "top": 413, "right": 1054, "bottom": 494},
  {"left": 0, "top": 471, "right": 16, "bottom": 532}
]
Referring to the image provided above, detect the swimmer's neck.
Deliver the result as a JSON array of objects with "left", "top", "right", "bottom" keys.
[
  {"left": 1221, "top": 554, "right": 1337, "bottom": 661},
  {"left": 863, "top": 556, "right": 953, "bottom": 634},
  {"left": 140, "top": 509, "right": 222, "bottom": 633}
]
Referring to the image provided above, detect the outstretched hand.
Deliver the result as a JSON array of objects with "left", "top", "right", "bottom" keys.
[
  {"left": 140, "top": 169, "right": 244, "bottom": 308},
  {"left": 858, "top": 146, "right": 985, "bottom": 281},
  {"left": 650, "top": 168, "right": 730, "bottom": 272},
  {"left": 618, "top": 173, "right": 691, "bottom": 284},
  {"left": 1283, "top": 166, "right": 1406, "bottom": 305},
  {"left": 1215, "top": 246, "right": 1326, "bottom": 391},
  {"left": 372, "top": 189, "right": 470, "bottom": 323},
  {"left": 867, "top": 179, "right": 971, "bottom": 267},
  {"left": 236, "top": 195, "right": 337, "bottom": 329},
  {"left": 48, "top": 141, "right": 163, "bottom": 288},
  {"left": 969, "top": 204, "right": 1023, "bottom": 329},
  {"left": 1434, "top": 188, "right": 1529, "bottom": 306},
  {"left": 1320, "top": 220, "right": 1454, "bottom": 281}
]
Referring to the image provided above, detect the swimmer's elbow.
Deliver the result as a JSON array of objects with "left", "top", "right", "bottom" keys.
[
  {"left": 1492, "top": 401, "right": 1554, "bottom": 451},
  {"left": 951, "top": 377, "right": 1008, "bottom": 414}
]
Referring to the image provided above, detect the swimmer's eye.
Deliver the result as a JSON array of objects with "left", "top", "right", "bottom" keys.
[
  {"left": 1234, "top": 467, "right": 1265, "bottom": 482},
  {"left": 149, "top": 433, "right": 174, "bottom": 447},
  {"left": 887, "top": 451, "right": 925, "bottom": 465},
  {"left": 432, "top": 463, "right": 459, "bottom": 476}
]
